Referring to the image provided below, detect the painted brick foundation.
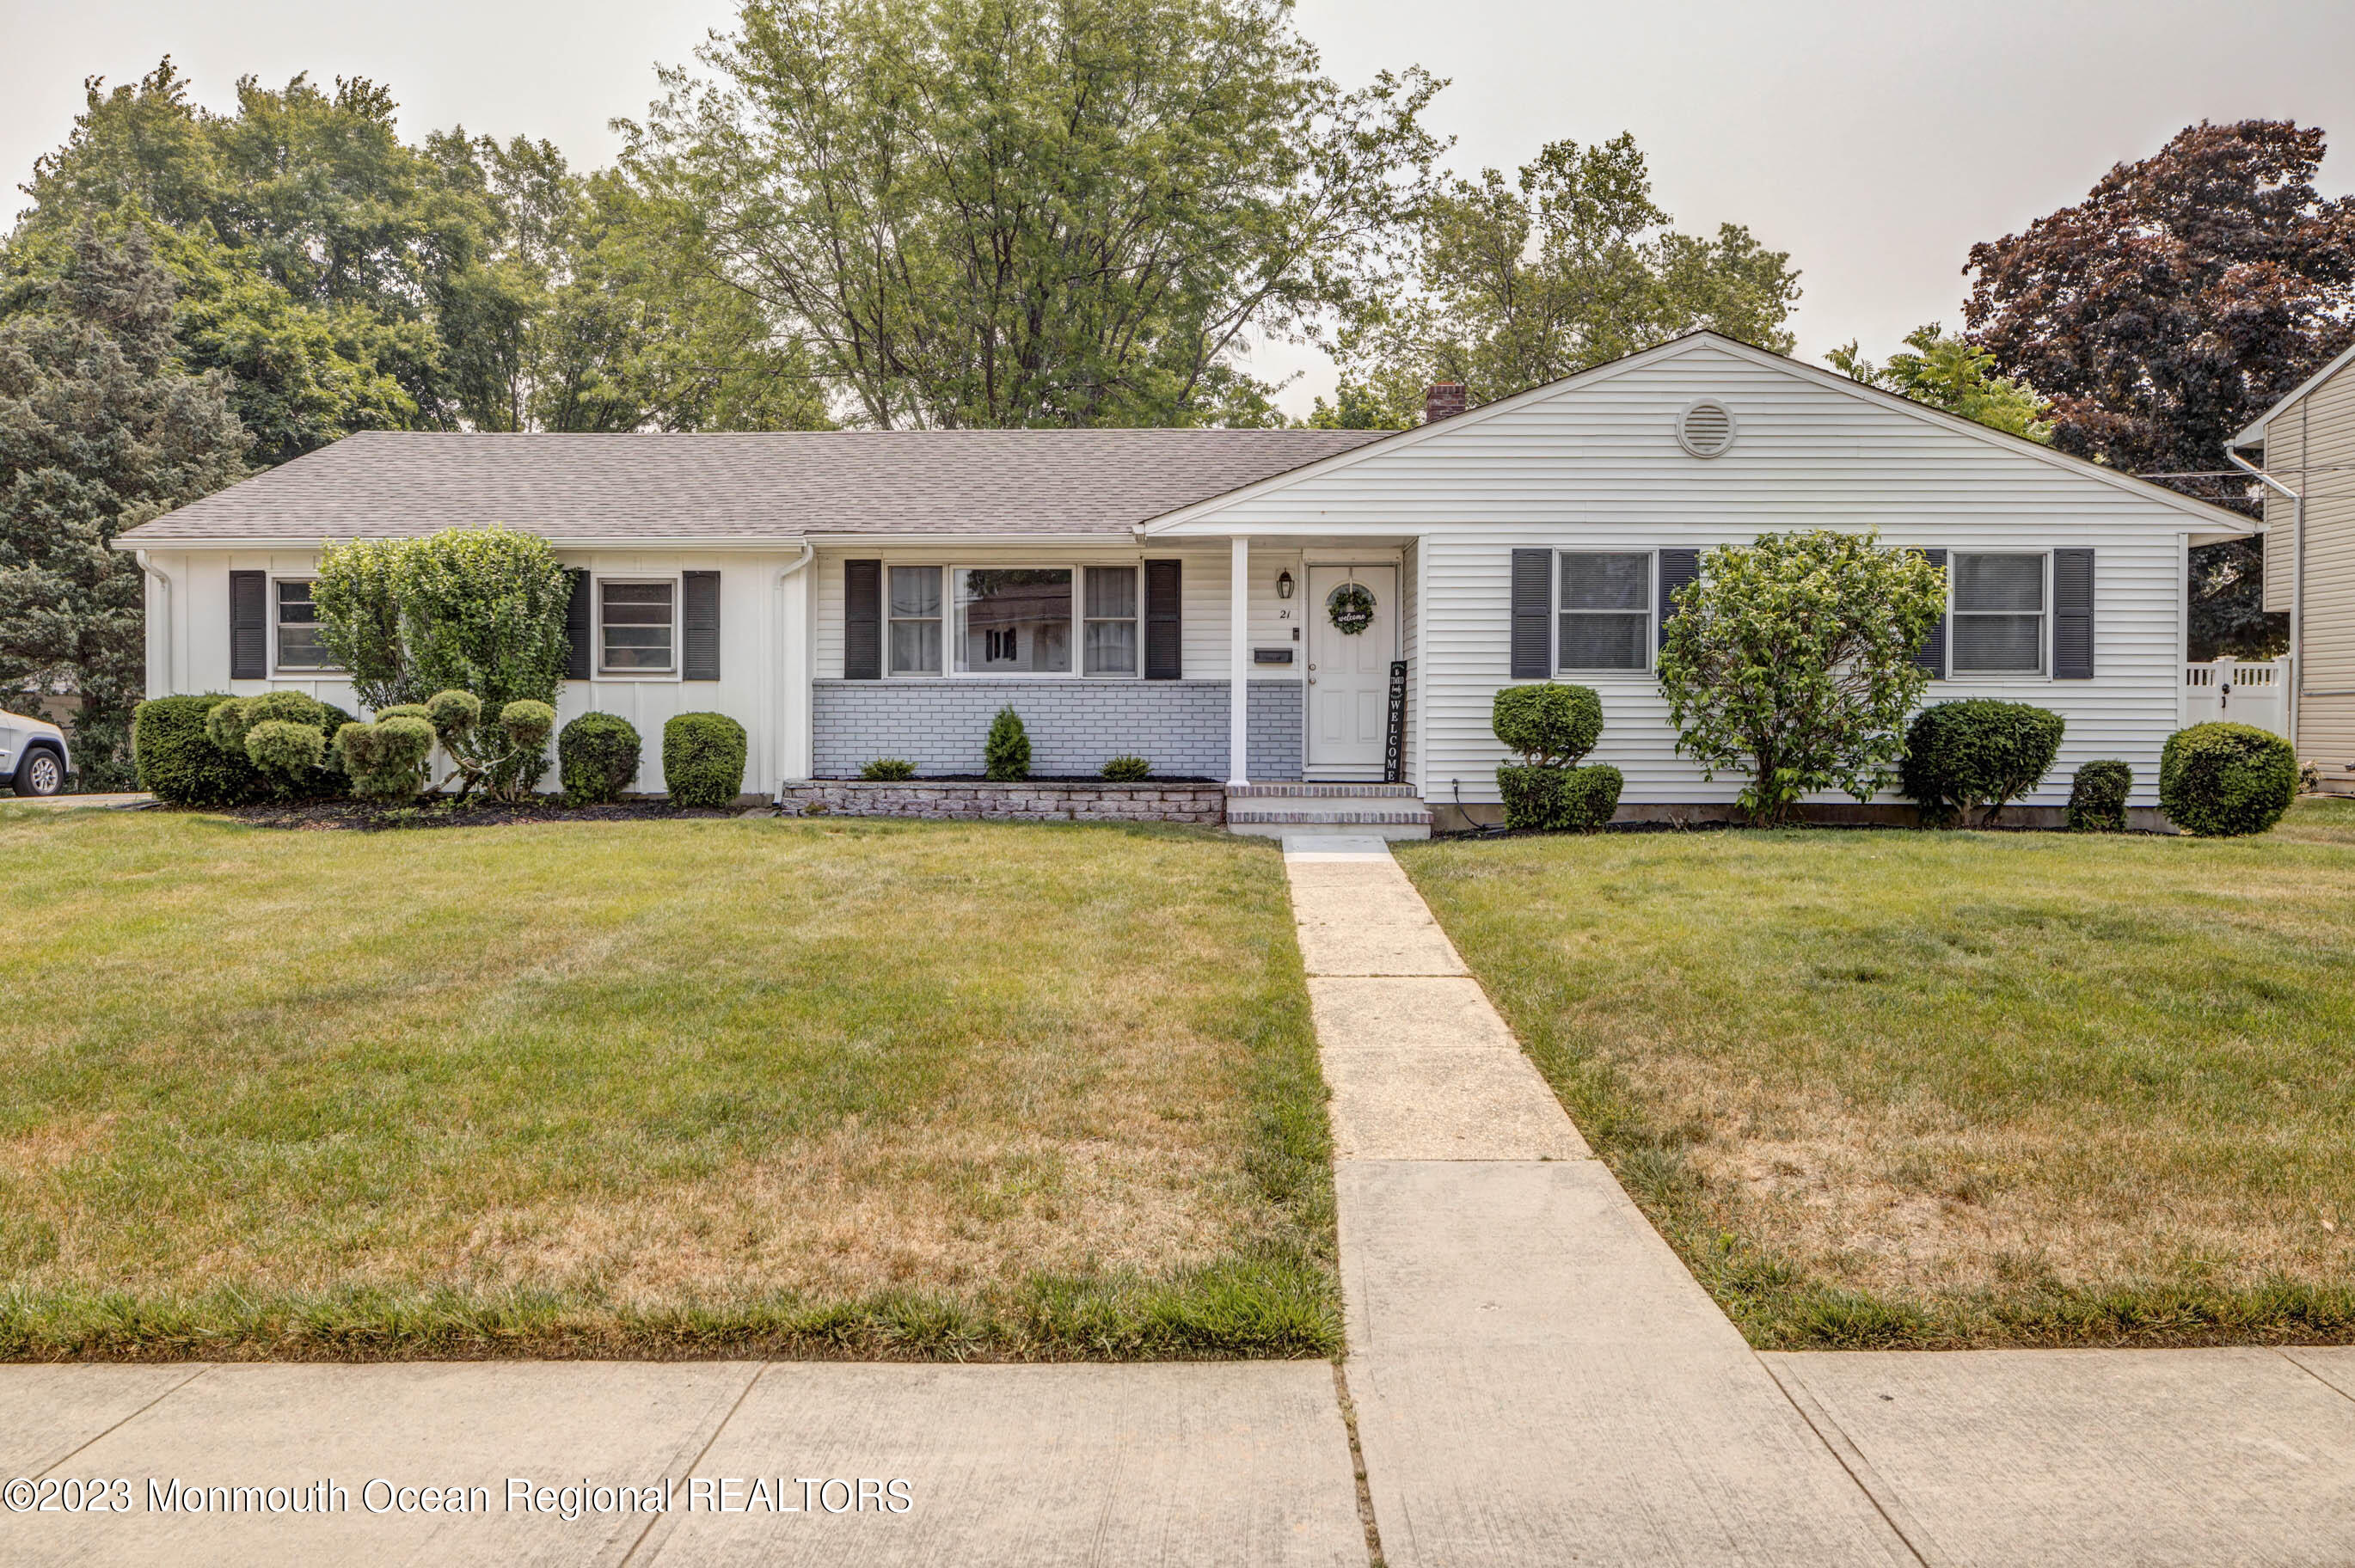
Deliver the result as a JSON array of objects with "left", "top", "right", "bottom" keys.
[
  {"left": 777, "top": 780, "right": 1225, "bottom": 824},
  {"left": 812, "top": 678, "right": 1304, "bottom": 781}
]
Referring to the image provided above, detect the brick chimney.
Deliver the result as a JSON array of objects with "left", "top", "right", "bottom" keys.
[{"left": 1423, "top": 382, "right": 1468, "bottom": 425}]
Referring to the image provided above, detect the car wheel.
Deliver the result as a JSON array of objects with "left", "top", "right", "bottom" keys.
[{"left": 14, "top": 748, "right": 64, "bottom": 796}]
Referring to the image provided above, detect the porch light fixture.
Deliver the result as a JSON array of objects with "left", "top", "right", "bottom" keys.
[{"left": 1276, "top": 569, "right": 1295, "bottom": 600}]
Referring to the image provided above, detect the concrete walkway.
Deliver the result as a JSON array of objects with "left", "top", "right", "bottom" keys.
[
  {"left": 1285, "top": 837, "right": 1914, "bottom": 1567},
  {"left": 7, "top": 792, "right": 151, "bottom": 809},
  {"left": 1285, "top": 834, "right": 2355, "bottom": 1568}
]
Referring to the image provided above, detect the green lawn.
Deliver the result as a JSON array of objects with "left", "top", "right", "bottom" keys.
[
  {"left": 1401, "top": 798, "right": 2355, "bottom": 1351},
  {"left": 0, "top": 810, "right": 1334, "bottom": 1361}
]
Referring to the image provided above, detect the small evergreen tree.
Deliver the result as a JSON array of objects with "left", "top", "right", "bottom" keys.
[{"left": 984, "top": 707, "right": 1031, "bottom": 781}]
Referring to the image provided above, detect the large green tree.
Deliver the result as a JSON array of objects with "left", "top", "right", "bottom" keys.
[
  {"left": 1826, "top": 324, "right": 2053, "bottom": 442},
  {"left": 1323, "top": 134, "right": 1800, "bottom": 426},
  {"left": 1963, "top": 120, "right": 2355, "bottom": 657},
  {"left": 0, "top": 224, "right": 248, "bottom": 785},
  {"left": 622, "top": 0, "right": 1443, "bottom": 428}
]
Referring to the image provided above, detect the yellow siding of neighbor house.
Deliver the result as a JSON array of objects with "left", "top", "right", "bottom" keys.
[{"left": 2265, "top": 367, "right": 2355, "bottom": 789}]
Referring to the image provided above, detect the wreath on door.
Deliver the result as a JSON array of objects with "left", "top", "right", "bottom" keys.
[{"left": 1326, "top": 580, "right": 1377, "bottom": 635}]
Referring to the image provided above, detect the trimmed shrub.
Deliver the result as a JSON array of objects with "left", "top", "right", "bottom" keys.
[
  {"left": 2067, "top": 759, "right": 2134, "bottom": 833},
  {"left": 243, "top": 719, "right": 325, "bottom": 785},
  {"left": 2160, "top": 722, "right": 2298, "bottom": 837},
  {"left": 133, "top": 695, "right": 264, "bottom": 806},
  {"left": 425, "top": 689, "right": 483, "bottom": 744},
  {"left": 497, "top": 700, "right": 557, "bottom": 797},
  {"left": 1493, "top": 683, "right": 1604, "bottom": 766},
  {"left": 559, "top": 712, "right": 642, "bottom": 803},
  {"left": 1498, "top": 762, "right": 1622, "bottom": 831},
  {"left": 1101, "top": 755, "right": 1151, "bottom": 781},
  {"left": 860, "top": 757, "right": 916, "bottom": 781},
  {"left": 335, "top": 717, "right": 437, "bottom": 804},
  {"left": 1899, "top": 699, "right": 2066, "bottom": 826},
  {"left": 665, "top": 712, "right": 747, "bottom": 807},
  {"left": 984, "top": 707, "right": 1031, "bottom": 781}
]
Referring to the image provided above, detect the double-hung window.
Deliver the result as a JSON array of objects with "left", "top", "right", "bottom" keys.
[
  {"left": 1556, "top": 552, "right": 1653, "bottom": 671},
  {"left": 1951, "top": 553, "right": 2045, "bottom": 675},
  {"left": 600, "top": 580, "right": 676, "bottom": 674},
  {"left": 274, "top": 579, "right": 328, "bottom": 670},
  {"left": 889, "top": 567, "right": 944, "bottom": 675},
  {"left": 1082, "top": 566, "right": 1138, "bottom": 676}
]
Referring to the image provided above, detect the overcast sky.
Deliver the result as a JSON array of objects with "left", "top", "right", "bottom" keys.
[{"left": 7, "top": 0, "right": 2354, "bottom": 417}]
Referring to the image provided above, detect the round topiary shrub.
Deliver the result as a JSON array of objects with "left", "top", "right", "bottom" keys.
[
  {"left": 335, "top": 716, "right": 437, "bottom": 804},
  {"left": 1493, "top": 683, "right": 1604, "bottom": 766},
  {"left": 1899, "top": 699, "right": 2066, "bottom": 826},
  {"left": 2067, "top": 759, "right": 2134, "bottom": 833},
  {"left": 243, "top": 719, "right": 326, "bottom": 786},
  {"left": 984, "top": 707, "right": 1032, "bottom": 781},
  {"left": 859, "top": 757, "right": 916, "bottom": 781},
  {"left": 1498, "top": 762, "right": 1622, "bottom": 831},
  {"left": 1101, "top": 755, "right": 1150, "bottom": 781},
  {"left": 133, "top": 694, "right": 266, "bottom": 806},
  {"left": 559, "top": 712, "right": 642, "bottom": 804},
  {"left": 665, "top": 712, "right": 747, "bottom": 808},
  {"left": 2160, "top": 722, "right": 2297, "bottom": 837}
]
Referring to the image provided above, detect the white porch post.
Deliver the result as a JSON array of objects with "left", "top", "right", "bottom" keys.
[{"left": 1229, "top": 535, "right": 1251, "bottom": 787}]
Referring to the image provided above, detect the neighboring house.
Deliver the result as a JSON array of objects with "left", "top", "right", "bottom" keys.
[
  {"left": 114, "top": 332, "right": 2254, "bottom": 829},
  {"left": 2232, "top": 343, "right": 2355, "bottom": 794}
]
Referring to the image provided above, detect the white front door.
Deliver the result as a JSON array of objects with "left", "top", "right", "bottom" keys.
[{"left": 1305, "top": 565, "right": 1397, "bottom": 779}]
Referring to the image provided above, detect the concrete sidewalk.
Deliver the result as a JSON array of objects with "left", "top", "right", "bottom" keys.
[{"left": 0, "top": 1360, "right": 1364, "bottom": 1566}]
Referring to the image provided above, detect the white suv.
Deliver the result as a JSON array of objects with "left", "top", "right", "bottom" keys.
[{"left": 1, "top": 708, "right": 74, "bottom": 796}]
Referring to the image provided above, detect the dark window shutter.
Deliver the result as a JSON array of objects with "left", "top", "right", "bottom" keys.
[
  {"left": 682, "top": 571, "right": 721, "bottom": 680},
  {"left": 1656, "top": 548, "right": 1701, "bottom": 650},
  {"left": 1144, "top": 559, "right": 1182, "bottom": 680},
  {"left": 1510, "top": 549, "right": 1551, "bottom": 677},
  {"left": 1916, "top": 548, "right": 1947, "bottom": 678},
  {"left": 230, "top": 570, "right": 267, "bottom": 679},
  {"left": 564, "top": 569, "right": 592, "bottom": 680},
  {"left": 843, "top": 560, "right": 882, "bottom": 680},
  {"left": 2053, "top": 548, "right": 2094, "bottom": 679}
]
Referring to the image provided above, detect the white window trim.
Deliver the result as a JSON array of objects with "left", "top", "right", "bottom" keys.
[
  {"left": 886, "top": 565, "right": 947, "bottom": 678},
  {"left": 1553, "top": 548, "right": 1656, "bottom": 677},
  {"left": 1947, "top": 549, "right": 2051, "bottom": 682},
  {"left": 595, "top": 574, "right": 684, "bottom": 681},
  {"left": 886, "top": 563, "right": 1144, "bottom": 680},
  {"left": 269, "top": 575, "right": 340, "bottom": 675}
]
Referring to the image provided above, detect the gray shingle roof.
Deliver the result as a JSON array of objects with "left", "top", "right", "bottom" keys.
[{"left": 113, "top": 428, "right": 1394, "bottom": 546}]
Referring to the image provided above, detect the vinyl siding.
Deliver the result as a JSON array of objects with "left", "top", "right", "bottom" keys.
[
  {"left": 1165, "top": 341, "right": 2202, "bottom": 806},
  {"left": 142, "top": 548, "right": 800, "bottom": 796},
  {"left": 2265, "top": 364, "right": 2355, "bottom": 787}
]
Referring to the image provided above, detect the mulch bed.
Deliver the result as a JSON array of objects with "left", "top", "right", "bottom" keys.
[{"left": 197, "top": 798, "right": 752, "bottom": 831}]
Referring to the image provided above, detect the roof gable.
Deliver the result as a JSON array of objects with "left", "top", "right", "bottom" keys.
[
  {"left": 1144, "top": 331, "right": 2254, "bottom": 536},
  {"left": 2235, "top": 339, "right": 2355, "bottom": 447}
]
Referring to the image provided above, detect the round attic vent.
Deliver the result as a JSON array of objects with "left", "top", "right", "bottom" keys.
[{"left": 1677, "top": 399, "right": 1737, "bottom": 458}]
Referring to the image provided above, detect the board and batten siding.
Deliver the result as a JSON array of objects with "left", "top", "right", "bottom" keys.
[
  {"left": 2260, "top": 364, "right": 2355, "bottom": 790},
  {"left": 140, "top": 548, "right": 803, "bottom": 796},
  {"left": 1166, "top": 340, "right": 2199, "bottom": 807}
]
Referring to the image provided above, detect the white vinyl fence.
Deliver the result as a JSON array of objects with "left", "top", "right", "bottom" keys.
[{"left": 2180, "top": 658, "right": 2291, "bottom": 738}]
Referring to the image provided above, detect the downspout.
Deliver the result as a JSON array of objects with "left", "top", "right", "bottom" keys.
[
  {"left": 2225, "top": 445, "right": 2302, "bottom": 748},
  {"left": 134, "top": 550, "right": 170, "bottom": 696},
  {"left": 773, "top": 542, "right": 817, "bottom": 804}
]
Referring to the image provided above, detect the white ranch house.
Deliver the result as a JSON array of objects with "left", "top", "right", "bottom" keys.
[{"left": 115, "top": 333, "right": 2255, "bottom": 832}]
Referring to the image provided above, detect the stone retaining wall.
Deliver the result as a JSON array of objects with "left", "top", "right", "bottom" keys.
[{"left": 777, "top": 780, "right": 1226, "bottom": 825}]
